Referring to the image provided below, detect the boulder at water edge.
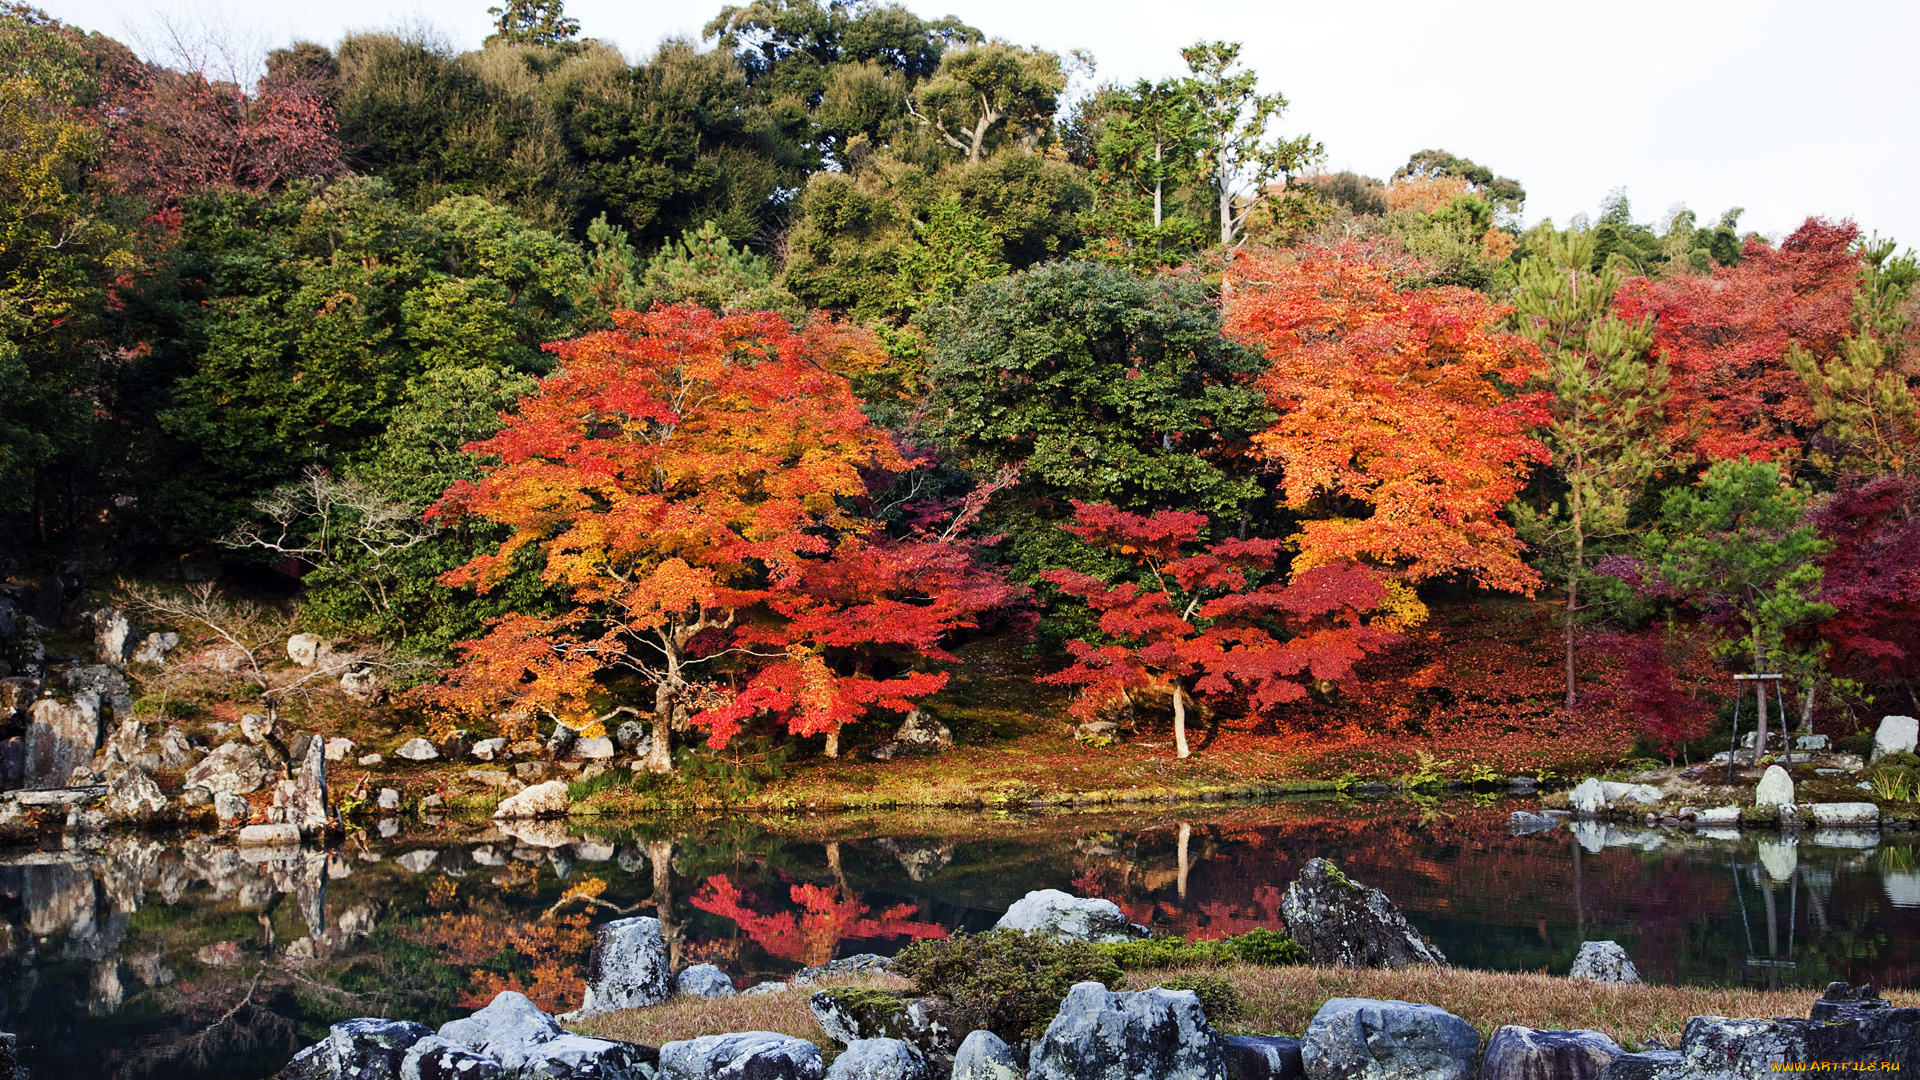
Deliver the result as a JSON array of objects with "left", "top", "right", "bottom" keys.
[
  {"left": 101, "top": 763, "right": 168, "bottom": 822},
  {"left": 1873, "top": 715, "right": 1918, "bottom": 761},
  {"left": 185, "top": 740, "right": 270, "bottom": 796},
  {"left": 580, "top": 916, "right": 672, "bottom": 1014},
  {"left": 658, "top": 1032, "right": 825, "bottom": 1080},
  {"left": 951, "top": 1030, "right": 1023, "bottom": 1080},
  {"left": 1754, "top": 765, "right": 1795, "bottom": 808},
  {"left": 1809, "top": 802, "right": 1879, "bottom": 826},
  {"left": 494, "top": 779, "right": 571, "bottom": 819},
  {"left": 1476, "top": 1026, "right": 1622, "bottom": 1080},
  {"left": 678, "top": 963, "right": 737, "bottom": 999},
  {"left": 994, "top": 888, "right": 1145, "bottom": 943},
  {"left": 1279, "top": 858, "right": 1447, "bottom": 969},
  {"left": 1568, "top": 941, "right": 1640, "bottom": 985},
  {"left": 826, "top": 1039, "right": 929, "bottom": 1080},
  {"left": 1300, "top": 998, "right": 1479, "bottom": 1080},
  {"left": 1222, "top": 1035, "right": 1304, "bottom": 1080},
  {"left": 1027, "top": 982, "right": 1225, "bottom": 1080}
]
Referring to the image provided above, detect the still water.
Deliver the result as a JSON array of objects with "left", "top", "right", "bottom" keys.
[{"left": 2, "top": 798, "right": 1915, "bottom": 1079}]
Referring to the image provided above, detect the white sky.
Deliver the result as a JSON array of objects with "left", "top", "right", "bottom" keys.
[{"left": 41, "top": 0, "right": 1920, "bottom": 246}]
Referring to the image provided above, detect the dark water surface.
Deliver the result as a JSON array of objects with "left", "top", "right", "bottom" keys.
[{"left": 3, "top": 798, "right": 1916, "bottom": 1079}]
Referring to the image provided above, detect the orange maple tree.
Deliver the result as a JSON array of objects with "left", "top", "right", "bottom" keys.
[
  {"left": 1224, "top": 245, "right": 1550, "bottom": 613},
  {"left": 422, "top": 305, "right": 1010, "bottom": 770}
]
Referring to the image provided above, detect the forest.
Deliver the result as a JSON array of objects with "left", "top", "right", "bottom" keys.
[{"left": 4, "top": 0, "right": 1919, "bottom": 785}]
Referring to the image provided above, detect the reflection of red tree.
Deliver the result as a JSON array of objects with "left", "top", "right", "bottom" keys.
[
  {"left": 405, "top": 909, "right": 593, "bottom": 1013},
  {"left": 691, "top": 875, "right": 947, "bottom": 967}
]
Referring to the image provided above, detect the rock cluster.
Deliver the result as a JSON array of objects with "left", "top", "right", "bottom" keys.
[{"left": 279, "top": 992, "right": 654, "bottom": 1080}]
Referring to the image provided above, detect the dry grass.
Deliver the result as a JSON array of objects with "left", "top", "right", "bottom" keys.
[
  {"left": 572, "top": 973, "right": 909, "bottom": 1052},
  {"left": 1191, "top": 963, "right": 1920, "bottom": 1046},
  {"left": 569, "top": 965, "right": 1918, "bottom": 1053}
]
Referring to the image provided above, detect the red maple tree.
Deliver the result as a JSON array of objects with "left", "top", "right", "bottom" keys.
[
  {"left": 423, "top": 305, "right": 1014, "bottom": 770},
  {"left": 98, "top": 61, "right": 343, "bottom": 205},
  {"left": 689, "top": 874, "right": 947, "bottom": 967},
  {"left": 1224, "top": 244, "right": 1550, "bottom": 605},
  {"left": 1042, "top": 501, "right": 1396, "bottom": 758},
  {"left": 1614, "top": 217, "right": 1862, "bottom": 469}
]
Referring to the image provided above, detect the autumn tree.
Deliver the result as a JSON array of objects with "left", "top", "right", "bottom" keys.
[
  {"left": 1787, "top": 236, "right": 1920, "bottom": 479},
  {"left": 1613, "top": 217, "right": 1863, "bottom": 469},
  {"left": 1043, "top": 502, "right": 1394, "bottom": 758},
  {"left": 1805, "top": 476, "right": 1920, "bottom": 706},
  {"left": 1225, "top": 244, "right": 1549, "bottom": 626},
  {"left": 1507, "top": 228, "right": 1671, "bottom": 707},
  {"left": 1179, "top": 41, "right": 1319, "bottom": 250},
  {"left": 425, "top": 306, "right": 1010, "bottom": 771}
]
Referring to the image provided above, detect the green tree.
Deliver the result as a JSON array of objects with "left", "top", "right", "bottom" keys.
[
  {"left": 906, "top": 41, "right": 1064, "bottom": 164},
  {"left": 586, "top": 215, "right": 797, "bottom": 315},
  {"left": 1508, "top": 228, "right": 1671, "bottom": 707},
  {"left": 1082, "top": 77, "right": 1209, "bottom": 266},
  {"left": 1788, "top": 235, "right": 1920, "bottom": 479},
  {"left": 487, "top": 0, "right": 581, "bottom": 47},
  {"left": 1646, "top": 459, "right": 1833, "bottom": 753},
  {"left": 1178, "top": 41, "right": 1319, "bottom": 249},
  {"left": 1394, "top": 149, "right": 1525, "bottom": 212},
  {"left": 138, "top": 179, "right": 586, "bottom": 538}
]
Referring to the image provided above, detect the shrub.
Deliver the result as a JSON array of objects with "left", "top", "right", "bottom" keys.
[
  {"left": 1836, "top": 732, "right": 1876, "bottom": 758},
  {"left": 1097, "top": 929, "right": 1305, "bottom": 970},
  {"left": 1147, "top": 973, "right": 1242, "bottom": 1025},
  {"left": 891, "top": 929, "right": 1123, "bottom": 1039}
]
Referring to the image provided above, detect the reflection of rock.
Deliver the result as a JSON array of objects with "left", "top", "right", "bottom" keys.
[
  {"left": 396, "top": 850, "right": 439, "bottom": 873},
  {"left": 1568, "top": 941, "right": 1640, "bottom": 984},
  {"left": 1508, "top": 812, "right": 1558, "bottom": 835},
  {"left": 497, "top": 820, "right": 572, "bottom": 849},
  {"left": 874, "top": 838, "right": 955, "bottom": 882},
  {"left": 1810, "top": 829, "right": 1879, "bottom": 851},
  {"left": 1757, "top": 837, "right": 1799, "bottom": 882},
  {"left": 994, "top": 889, "right": 1144, "bottom": 944},
  {"left": 1279, "top": 859, "right": 1446, "bottom": 969},
  {"left": 1885, "top": 871, "right": 1920, "bottom": 909}
]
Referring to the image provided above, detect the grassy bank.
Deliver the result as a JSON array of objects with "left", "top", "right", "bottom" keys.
[{"left": 575, "top": 966, "right": 1920, "bottom": 1054}]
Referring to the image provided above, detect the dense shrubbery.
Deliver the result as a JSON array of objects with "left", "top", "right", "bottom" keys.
[{"left": 891, "top": 929, "right": 1124, "bottom": 1039}]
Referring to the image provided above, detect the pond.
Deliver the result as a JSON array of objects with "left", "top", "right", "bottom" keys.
[{"left": 2, "top": 798, "right": 1916, "bottom": 1080}]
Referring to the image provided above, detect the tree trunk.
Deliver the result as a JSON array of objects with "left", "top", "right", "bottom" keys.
[
  {"left": 1176, "top": 822, "right": 1191, "bottom": 898},
  {"left": 1217, "top": 145, "right": 1233, "bottom": 248},
  {"left": 1752, "top": 639, "right": 1770, "bottom": 761},
  {"left": 646, "top": 678, "right": 674, "bottom": 774},
  {"left": 824, "top": 727, "right": 839, "bottom": 759},
  {"left": 1563, "top": 560, "right": 1579, "bottom": 710},
  {"left": 1152, "top": 140, "right": 1164, "bottom": 230},
  {"left": 1172, "top": 685, "right": 1191, "bottom": 759}
]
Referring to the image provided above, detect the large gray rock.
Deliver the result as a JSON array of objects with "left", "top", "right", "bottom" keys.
[
  {"left": 826, "top": 1039, "right": 928, "bottom": 1080},
  {"left": 438, "top": 991, "right": 561, "bottom": 1070},
  {"left": 276, "top": 1018, "right": 434, "bottom": 1080},
  {"left": 1568, "top": 942, "right": 1640, "bottom": 985},
  {"left": 288, "top": 633, "right": 330, "bottom": 667},
  {"left": 65, "top": 664, "right": 135, "bottom": 719},
  {"left": 102, "top": 762, "right": 169, "bottom": 822},
  {"left": 1476, "top": 1026, "right": 1621, "bottom": 1080},
  {"left": 1754, "top": 765, "right": 1795, "bottom": 808},
  {"left": 1594, "top": 1051, "right": 1681, "bottom": 1080},
  {"left": 1809, "top": 802, "right": 1879, "bottom": 826},
  {"left": 951, "top": 1030, "right": 1023, "bottom": 1080},
  {"left": 658, "top": 1032, "right": 825, "bottom": 1080},
  {"left": 1568, "top": 778, "right": 1607, "bottom": 816},
  {"left": 581, "top": 916, "right": 672, "bottom": 1014},
  {"left": 1223, "top": 1035, "right": 1304, "bottom": 1080},
  {"left": 396, "top": 738, "right": 440, "bottom": 762},
  {"left": 495, "top": 780, "right": 571, "bottom": 819},
  {"left": 25, "top": 695, "right": 101, "bottom": 789},
  {"left": 1872, "top": 715, "right": 1918, "bottom": 761},
  {"left": 893, "top": 711, "right": 952, "bottom": 754},
  {"left": 1027, "top": 982, "right": 1225, "bottom": 1080},
  {"left": 1279, "top": 859, "right": 1447, "bottom": 969},
  {"left": 283, "top": 733, "right": 334, "bottom": 836},
  {"left": 89, "top": 607, "right": 137, "bottom": 663},
  {"left": 809, "top": 990, "right": 959, "bottom": 1065},
  {"left": 400, "top": 1035, "right": 507, "bottom": 1080},
  {"left": 519, "top": 1034, "right": 656, "bottom": 1078},
  {"left": 1668, "top": 1009, "right": 1920, "bottom": 1074},
  {"left": 132, "top": 631, "right": 179, "bottom": 667},
  {"left": 994, "top": 889, "right": 1145, "bottom": 943},
  {"left": 1300, "top": 998, "right": 1479, "bottom": 1080},
  {"left": 185, "top": 741, "right": 271, "bottom": 796},
  {"left": 678, "top": 963, "right": 737, "bottom": 1000}
]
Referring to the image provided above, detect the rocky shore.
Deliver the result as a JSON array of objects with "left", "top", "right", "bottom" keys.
[{"left": 262, "top": 865, "right": 1919, "bottom": 1080}]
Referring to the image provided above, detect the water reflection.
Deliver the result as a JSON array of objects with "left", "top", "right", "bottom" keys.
[{"left": 1, "top": 801, "right": 1915, "bottom": 1080}]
